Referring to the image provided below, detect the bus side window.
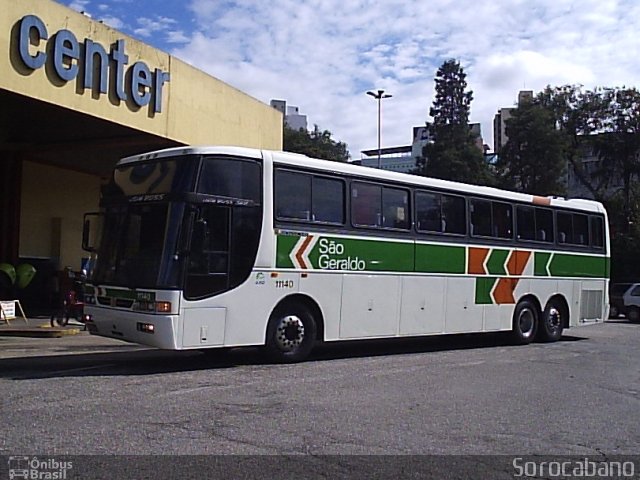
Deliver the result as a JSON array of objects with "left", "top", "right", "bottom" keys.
[
  {"left": 557, "top": 212, "right": 572, "bottom": 244},
  {"left": 275, "top": 170, "right": 311, "bottom": 221},
  {"left": 535, "top": 208, "right": 554, "bottom": 243},
  {"left": 442, "top": 194, "right": 466, "bottom": 234},
  {"left": 352, "top": 183, "right": 382, "bottom": 227},
  {"left": 516, "top": 206, "right": 535, "bottom": 241},
  {"left": 312, "top": 177, "right": 344, "bottom": 224},
  {"left": 470, "top": 199, "right": 492, "bottom": 237},
  {"left": 591, "top": 216, "right": 604, "bottom": 248},
  {"left": 493, "top": 202, "right": 513, "bottom": 239},
  {"left": 382, "top": 187, "right": 409, "bottom": 229},
  {"left": 416, "top": 191, "right": 442, "bottom": 232},
  {"left": 573, "top": 213, "right": 589, "bottom": 245}
]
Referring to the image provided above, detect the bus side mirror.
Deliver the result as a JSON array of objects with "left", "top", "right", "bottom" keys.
[{"left": 82, "top": 213, "right": 103, "bottom": 252}]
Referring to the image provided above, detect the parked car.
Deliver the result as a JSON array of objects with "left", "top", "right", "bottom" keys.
[{"left": 609, "top": 283, "right": 640, "bottom": 322}]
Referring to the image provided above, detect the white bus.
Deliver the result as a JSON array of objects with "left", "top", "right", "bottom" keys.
[{"left": 82, "top": 146, "right": 609, "bottom": 362}]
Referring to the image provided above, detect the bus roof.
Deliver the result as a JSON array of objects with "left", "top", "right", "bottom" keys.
[{"left": 118, "top": 145, "right": 606, "bottom": 215}]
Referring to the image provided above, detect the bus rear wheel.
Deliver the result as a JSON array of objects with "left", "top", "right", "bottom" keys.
[
  {"left": 265, "top": 302, "right": 317, "bottom": 363},
  {"left": 537, "top": 299, "right": 565, "bottom": 342},
  {"left": 511, "top": 299, "right": 538, "bottom": 345}
]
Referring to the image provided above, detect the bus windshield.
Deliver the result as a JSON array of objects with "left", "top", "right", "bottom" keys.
[
  {"left": 85, "top": 153, "right": 263, "bottom": 291},
  {"left": 87, "top": 202, "right": 186, "bottom": 289}
]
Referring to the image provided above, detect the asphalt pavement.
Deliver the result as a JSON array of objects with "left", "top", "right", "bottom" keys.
[{"left": 0, "top": 319, "right": 639, "bottom": 478}]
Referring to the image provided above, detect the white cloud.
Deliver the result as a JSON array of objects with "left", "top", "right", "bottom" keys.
[
  {"left": 99, "top": 15, "right": 125, "bottom": 30},
  {"left": 68, "top": 0, "right": 91, "bottom": 13},
  {"left": 134, "top": 16, "right": 178, "bottom": 38},
  {"left": 76, "top": 0, "right": 640, "bottom": 156}
]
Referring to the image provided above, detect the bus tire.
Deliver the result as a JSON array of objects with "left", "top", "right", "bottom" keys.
[
  {"left": 628, "top": 306, "right": 640, "bottom": 323},
  {"left": 265, "top": 302, "right": 316, "bottom": 363},
  {"left": 537, "top": 298, "right": 565, "bottom": 342},
  {"left": 511, "top": 299, "right": 538, "bottom": 345}
]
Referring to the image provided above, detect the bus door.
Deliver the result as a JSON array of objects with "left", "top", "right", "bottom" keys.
[{"left": 181, "top": 205, "right": 231, "bottom": 347}]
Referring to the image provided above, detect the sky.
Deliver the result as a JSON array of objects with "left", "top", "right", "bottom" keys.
[{"left": 65, "top": 0, "right": 640, "bottom": 159}]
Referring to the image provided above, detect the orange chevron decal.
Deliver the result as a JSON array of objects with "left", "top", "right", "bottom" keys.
[
  {"left": 492, "top": 251, "right": 532, "bottom": 304},
  {"left": 506, "top": 250, "right": 531, "bottom": 275},
  {"left": 295, "top": 235, "right": 314, "bottom": 269},
  {"left": 493, "top": 278, "right": 519, "bottom": 304},
  {"left": 468, "top": 247, "right": 490, "bottom": 275}
]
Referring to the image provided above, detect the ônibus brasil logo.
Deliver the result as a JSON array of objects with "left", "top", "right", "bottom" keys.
[{"left": 8, "top": 456, "right": 73, "bottom": 480}]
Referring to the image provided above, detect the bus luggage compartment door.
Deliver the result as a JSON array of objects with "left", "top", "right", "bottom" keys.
[{"left": 182, "top": 307, "right": 226, "bottom": 347}]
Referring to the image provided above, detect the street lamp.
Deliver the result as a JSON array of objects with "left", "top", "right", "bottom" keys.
[{"left": 366, "top": 89, "right": 392, "bottom": 168}]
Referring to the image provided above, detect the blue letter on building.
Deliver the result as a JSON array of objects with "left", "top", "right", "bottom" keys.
[
  {"left": 18, "top": 15, "right": 48, "bottom": 70},
  {"left": 53, "top": 30, "right": 80, "bottom": 81}
]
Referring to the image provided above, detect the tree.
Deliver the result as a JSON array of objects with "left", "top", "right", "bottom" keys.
[
  {"left": 592, "top": 87, "right": 640, "bottom": 233},
  {"left": 535, "top": 85, "right": 608, "bottom": 199},
  {"left": 495, "top": 101, "right": 567, "bottom": 196},
  {"left": 537, "top": 84, "right": 640, "bottom": 280},
  {"left": 283, "top": 124, "right": 350, "bottom": 162},
  {"left": 417, "top": 59, "right": 490, "bottom": 185}
]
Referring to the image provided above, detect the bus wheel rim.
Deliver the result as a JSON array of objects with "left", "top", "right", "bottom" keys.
[
  {"left": 519, "top": 308, "right": 535, "bottom": 337},
  {"left": 547, "top": 307, "right": 561, "bottom": 330},
  {"left": 275, "top": 315, "right": 305, "bottom": 352}
]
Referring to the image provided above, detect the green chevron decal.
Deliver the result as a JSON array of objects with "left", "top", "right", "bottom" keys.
[{"left": 486, "top": 249, "right": 509, "bottom": 275}]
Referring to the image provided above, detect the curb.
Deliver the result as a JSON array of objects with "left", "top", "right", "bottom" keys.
[{"left": 0, "top": 327, "right": 82, "bottom": 338}]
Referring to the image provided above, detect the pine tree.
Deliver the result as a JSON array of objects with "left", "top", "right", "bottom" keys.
[{"left": 417, "top": 60, "right": 490, "bottom": 185}]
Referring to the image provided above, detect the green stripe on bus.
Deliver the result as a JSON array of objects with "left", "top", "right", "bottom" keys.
[
  {"left": 534, "top": 252, "right": 552, "bottom": 276},
  {"left": 307, "top": 237, "right": 414, "bottom": 272},
  {"left": 414, "top": 243, "right": 466, "bottom": 274},
  {"left": 548, "top": 254, "right": 608, "bottom": 278},
  {"left": 276, "top": 233, "right": 608, "bottom": 279}
]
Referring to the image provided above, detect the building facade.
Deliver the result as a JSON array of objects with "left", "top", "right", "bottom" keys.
[
  {"left": 1, "top": 0, "right": 282, "bottom": 311},
  {"left": 270, "top": 99, "right": 308, "bottom": 131},
  {"left": 492, "top": 90, "right": 533, "bottom": 152}
]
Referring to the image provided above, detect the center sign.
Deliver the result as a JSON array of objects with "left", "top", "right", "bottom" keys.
[{"left": 17, "top": 14, "right": 170, "bottom": 113}]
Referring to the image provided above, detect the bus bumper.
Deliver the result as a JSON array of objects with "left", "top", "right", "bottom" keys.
[{"left": 85, "top": 306, "right": 179, "bottom": 349}]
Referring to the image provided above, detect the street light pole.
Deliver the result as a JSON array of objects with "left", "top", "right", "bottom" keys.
[{"left": 366, "top": 89, "right": 392, "bottom": 169}]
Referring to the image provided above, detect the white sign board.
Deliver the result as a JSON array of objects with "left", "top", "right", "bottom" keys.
[{"left": 0, "top": 300, "right": 16, "bottom": 320}]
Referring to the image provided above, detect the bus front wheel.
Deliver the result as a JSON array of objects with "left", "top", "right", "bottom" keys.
[
  {"left": 511, "top": 299, "right": 538, "bottom": 345},
  {"left": 265, "top": 302, "right": 317, "bottom": 363}
]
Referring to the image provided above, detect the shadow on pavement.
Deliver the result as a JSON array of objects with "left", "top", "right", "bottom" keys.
[{"left": 0, "top": 331, "right": 587, "bottom": 380}]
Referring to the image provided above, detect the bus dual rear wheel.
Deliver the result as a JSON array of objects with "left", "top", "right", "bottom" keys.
[
  {"left": 537, "top": 300, "right": 564, "bottom": 342},
  {"left": 265, "top": 303, "right": 317, "bottom": 363}
]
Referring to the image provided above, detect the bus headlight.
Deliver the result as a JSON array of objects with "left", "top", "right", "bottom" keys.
[{"left": 136, "top": 322, "right": 155, "bottom": 333}]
